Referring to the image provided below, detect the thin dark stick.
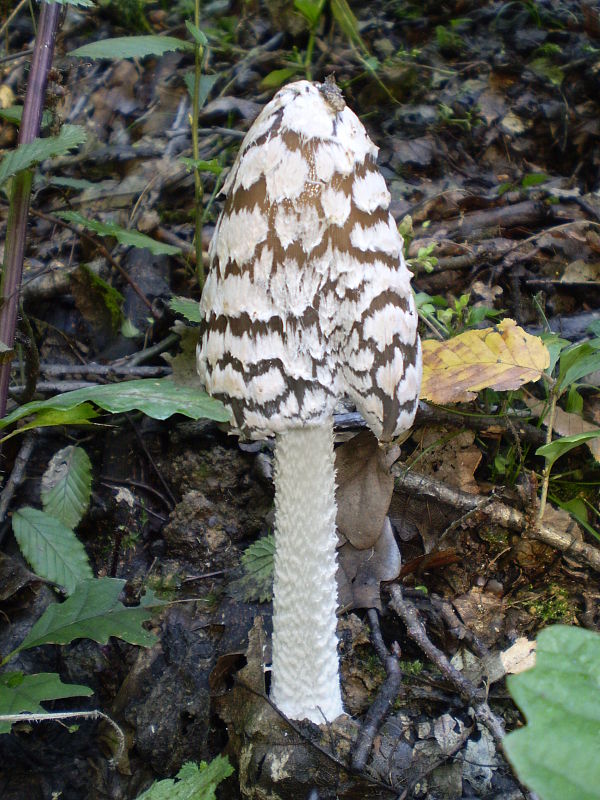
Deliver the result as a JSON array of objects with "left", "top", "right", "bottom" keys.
[
  {"left": 0, "top": 432, "right": 36, "bottom": 529},
  {"left": 351, "top": 609, "right": 403, "bottom": 771},
  {"left": 0, "top": 1, "right": 62, "bottom": 418},
  {"left": 29, "top": 208, "right": 157, "bottom": 317},
  {"left": 388, "top": 585, "right": 505, "bottom": 744}
]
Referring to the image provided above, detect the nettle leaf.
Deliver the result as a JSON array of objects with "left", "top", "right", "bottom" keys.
[
  {"left": 0, "top": 672, "right": 93, "bottom": 735},
  {"left": 135, "top": 756, "right": 234, "bottom": 800},
  {"left": 42, "top": 446, "right": 92, "bottom": 530},
  {"left": 70, "top": 36, "right": 192, "bottom": 60},
  {"left": 229, "top": 536, "right": 275, "bottom": 603},
  {"left": 0, "top": 125, "right": 86, "bottom": 185},
  {"left": 17, "top": 578, "right": 160, "bottom": 653},
  {"left": 12, "top": 507, "right": 93, "bottom": 594},
  {"left": 504, "top": 625, "right": 600, "bottom": 800},
  {"left": 0, "top": 379, "right": 230, "bottom": 432},
  {"left": 170, "top": 296, "right": 203, "bottom": 323},
  {"left": 58, "top": 211, "right": 180, "bottom": 256},
  {"left": 421, "top": 319, "right": 550, "bottom": 403}
]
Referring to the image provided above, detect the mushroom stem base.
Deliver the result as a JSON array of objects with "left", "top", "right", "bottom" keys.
[{"left": 271, "top": 421, "right": 344, "bottom": 723}]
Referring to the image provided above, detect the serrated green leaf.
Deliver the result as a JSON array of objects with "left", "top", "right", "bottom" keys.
[
  {"left": 18, "top": 578, "right": 159, "bottom": 653},
  {"left": 41, "top": 446, "right": 92, "bottom": 530},
  {"left": 169, "top": 296, "right": 203, "bottom": 323},
  {"left": 135, "top": 756, "right": 234, "bottom": 800},
  {"left": 46, "top": 175, "right": 97, "bottom": 190},
  {"left": 0, "top": 125, "right": 86, "bottom": 185},
  {"left": 12, "top": 508, "right": 93, "bottom": 594},
  {"left": 0, "top": 379, "right": 229, "bottom": 433},
  {"left": 228, "top": 535, "right": 274, "bottom": 603},
  {"left": 504, "top": 625, "right": 600, "bottom": 800},
  {"left": 536, "top": 431, "right": 600, "bottom": 469},
  {"left": 0, "top": 672, "right": 93, "bottom": 734},
  {"left": 70, "top": 35, "right": 192, "bottom": 60},
  {"left": 183, "top": 72, "right": 218, "bottom": 109},
  {"left": 58, "top": 211, "right": 180, "bottom": 255}
]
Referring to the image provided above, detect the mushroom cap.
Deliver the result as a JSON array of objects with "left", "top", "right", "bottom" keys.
[{"left": 197, "top": 79, "right": 422, "bottom": 440}]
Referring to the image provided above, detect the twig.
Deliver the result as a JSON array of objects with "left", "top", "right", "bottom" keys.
[
  {"left": 351, "top": 608, "right": 403, "bottom": 771},
  {"left": 388, "top": 585, "right": 506, "bottom": 744},
  {"left": 114, "top": 333, "right": 180, "bottom": 366},
  {"left": 393, "top": 465, "right": 600, "bottom": 573},
  {"left": 0, "top": 709, "right": 125, "bottom": 763},
  {"left": 33, "top": 363, "right": 171, "bottom": 377},
  {"left": 537, "top": 391, "right": 557, "bottom": 525},
  {"left": 0, "top": 431, "right": 36, "bottom": 526},
  {"left": 0, "top": 48, "right": 33, "bottom": 65},
  {"left": 0, "top": 0, "right": 28, "bottom": 39},
  {"left": 29, "top": 208, "right": 158, "bottom": 318}
]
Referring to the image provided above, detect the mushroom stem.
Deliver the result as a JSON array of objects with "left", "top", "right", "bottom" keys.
[{"left": 270, "top": 419, "right": 344, "bottom": 723}]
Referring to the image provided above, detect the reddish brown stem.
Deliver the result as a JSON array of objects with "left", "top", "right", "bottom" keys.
[{"left": 0, "top": 1, "right": 62, "bottom": 417}]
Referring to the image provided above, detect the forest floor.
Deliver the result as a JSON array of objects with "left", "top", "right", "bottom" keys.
[{"left": 0, "top": 1, "right": 599, "bottom": 798}]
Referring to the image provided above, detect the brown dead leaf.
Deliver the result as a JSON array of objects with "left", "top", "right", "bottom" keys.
[
  {"left": 421, "top": 319, "right": 550, "bottom": 404},
  {"left": 409, "top": 427, "right": 482, "bottom": 494},
  {"left": 337, "top": 518, "right": 401, "bottom": 610},
  {"left": 335, "top": 430, "right": 394, "bottom": 549},
  {"left": 524, "top": 396, "right": 600, "bottom": 462}
]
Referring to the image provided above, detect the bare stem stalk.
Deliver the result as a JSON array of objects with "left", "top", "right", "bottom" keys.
[{"left": 0, "top": 1, "right": 62, "bottom": 417}]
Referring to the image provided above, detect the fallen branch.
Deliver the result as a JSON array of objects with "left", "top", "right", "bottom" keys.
[
  {"left": 388, "top": 585, "right": 505, "bottom": 744},
  {"left": 351, "top": 608, "right": 403, "bottom": 771},
  {"left": 393, "top": 465, "right": 600, "bottom": 573}
]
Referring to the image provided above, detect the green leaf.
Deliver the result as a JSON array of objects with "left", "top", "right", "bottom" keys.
[
  {"left": 180, "top": 157, "right": 223, "bottom": 175},
  {"left": 41, "top": 446, "right": 92, "bottom": 530},
  {"left": 294, "top": 0, "right": 325, "bottom": 27},
  {"left": 260, "top": 68, "right": 299, "bottom": 89},
  {"left": 0, "top": 672, "right": 93, "bottom": 734},
  {"left": 0, "top": 107, "right": 52, "bottom": 127},
  {"left": 18, "top": 578, "right": 159, "bottom": 653},
  {"left": 557, "top": 342, "right": 600, "bottom": 394},
  {"left": 185, "top": 20, "right": 208, "bottom": 46},
  {"left": 504, "top": 625, "right": 600, "bottom": 800},
  {"left": 228, "top": 535, "right": 274, "bottom": 603},
  {"left": 536, "top": 431, "right": 600, "bottom": 470},
  {"left": 1, "top": 404, "right": 99, "bottom": 443},
  {"left": 0, "top": 125, "right": 86, "bottom": 185},
  {"left": 529, "top": 57, "right": 564, "bottom": 86},
  {"left": 330, "top": 0, "right": 369, "bottom": 53},
  {"left": 169, "top": 296, "right": 203, "bottom": 323},
  {"left": 12, "top": 508, "right": 93, "bottom": 594},
  {"left": 0, "top": 379, "right": 229, "bottom": 433},
  {"left": 522, "top": 172, "right": 550, "bottom": 188},
  {"left": 70, "top": 36, "right": 192, "bottom": 60},
  {"left": 184, "top": 72, "right": 218, "bottom": 109},
  {"left": 135, "top": 756, "right": 234, "bottom": 800},
  {"left": 58, "top": 211, "right": 181, "bottom": 255},
  {"left": 46, "top": 175, "right": 97, "bottom": 191}
]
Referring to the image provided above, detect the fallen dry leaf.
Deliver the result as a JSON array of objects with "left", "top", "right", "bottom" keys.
[{"left": 421, "top": 319, "right": 550, "bottom": 404}]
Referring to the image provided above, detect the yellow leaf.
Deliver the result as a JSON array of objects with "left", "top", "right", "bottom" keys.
[{"left": 421, "top": 319, "right": 550, "bottom": 404}]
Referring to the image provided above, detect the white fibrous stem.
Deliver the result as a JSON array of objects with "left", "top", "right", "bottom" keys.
[{"left": 270, "top": 420, "right": 344, "bottom": 723}]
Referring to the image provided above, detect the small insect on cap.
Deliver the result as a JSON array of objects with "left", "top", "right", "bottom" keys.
[{"left": 197, "top": 77, "right": 422, "bottom": 440}]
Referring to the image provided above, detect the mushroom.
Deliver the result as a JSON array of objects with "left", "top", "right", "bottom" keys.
[{"left": 197, "top": 77, "right": 421, "bottom": 723}]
